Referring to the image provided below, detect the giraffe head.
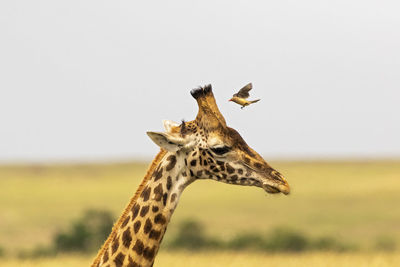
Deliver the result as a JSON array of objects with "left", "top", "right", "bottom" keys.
[{"left": 147, "top": 85, "right": 290, "bottom": 195}]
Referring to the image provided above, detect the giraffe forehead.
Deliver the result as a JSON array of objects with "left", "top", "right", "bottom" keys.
[
  {"left": 207, "top": 135, "right": 225, "bottom": 147},
  {"left": 190, "top": 125, "right": 247, "bottom": 151},
  {"left": 183, "top": 118, "right": 258, "bottom": 160}
]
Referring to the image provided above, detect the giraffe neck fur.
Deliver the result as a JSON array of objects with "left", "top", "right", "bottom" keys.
[{"left": 93, "top": 150, "right": 193, "bottom": 267}]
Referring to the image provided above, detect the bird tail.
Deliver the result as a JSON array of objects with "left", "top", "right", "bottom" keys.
[{"left": 251, "top": 99, "right": 260, "bottom": 104}]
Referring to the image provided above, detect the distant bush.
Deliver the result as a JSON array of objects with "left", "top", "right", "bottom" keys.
[
  {"left": 264, "top": 228, "right": 309, "bottom": 252},
  {"left": 17, "top": 245, "right": 55, "bottom": 259},
  {"left": 23, "top": 213, "right": 364, "bottom": 258},
  {"left": 166, "top": 220, "right": 356, "bottom": 253},
  {"left": 0, "top": 246, "right": 4, "bottom": 257},
  {"left": 168, "top": 220, "right": 222, "bottom": 250},
  {"left": 311, "top": 236, "right": 356, "bottom": 252},
  {"left": 374, "top": 236, "right": 397, "bottom": 251},
  {"left": 53, "top": 209, "right": 114, "bottom": 253},
  {"left": 312, "top": 236, "right": 341, "bottom": 250},
  {"left": 228, "top": 233, "right": 266, "bottom": 250},
  {"left": 19, "top": 209, "right": 115, "bottom": 258}
]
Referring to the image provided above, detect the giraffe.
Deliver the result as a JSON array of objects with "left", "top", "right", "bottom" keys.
[{"left": 91, "top": 85, "right": 290, "bottom": 267}]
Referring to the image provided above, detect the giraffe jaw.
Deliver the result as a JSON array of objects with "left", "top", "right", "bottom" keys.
[
  {"left": 262, "top": 182, "right": 290, "bottom": 195},
  {"left": 244, "top": 164, "right": 290, "bottom": 195}
]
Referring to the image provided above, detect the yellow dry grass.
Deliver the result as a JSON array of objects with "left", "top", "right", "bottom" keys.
[
  {"left": 0, "top": 251, "right": 399, "bottom": 267},
  {"left": 0, "top": 160, "right": 399, "bottom": 266}
]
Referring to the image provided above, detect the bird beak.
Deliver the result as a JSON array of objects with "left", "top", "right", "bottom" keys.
[{"left": 228, "top": 98, "right": 232, "bottom": 101}]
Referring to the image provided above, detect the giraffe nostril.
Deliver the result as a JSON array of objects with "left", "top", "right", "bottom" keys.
[{"left": 271, "top": 170, "right": 285, "bottom": 182}]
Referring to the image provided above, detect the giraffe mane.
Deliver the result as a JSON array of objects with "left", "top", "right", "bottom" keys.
[{"left": 91, "top": 149, "right": 167, "bottom": 267}]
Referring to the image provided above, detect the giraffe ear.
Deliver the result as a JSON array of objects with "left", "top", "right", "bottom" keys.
[
  {"left": 147, "top": 131, "right": 186, "bottom": 152},
  {"left": 163, "top": 120, "right": 180, "bottom": 133}
]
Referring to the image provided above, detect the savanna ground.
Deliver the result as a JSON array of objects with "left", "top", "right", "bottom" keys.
[
  {"left": 0, "top": 160, "right": 399, "bottom": 266},
  {"left": 1, "top": 252, "right": 400, "bottom": 267}
]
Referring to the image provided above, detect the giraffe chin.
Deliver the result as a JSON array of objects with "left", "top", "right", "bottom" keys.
[{"left": 263, "top": 183, "right": 290, "bottom": 195}]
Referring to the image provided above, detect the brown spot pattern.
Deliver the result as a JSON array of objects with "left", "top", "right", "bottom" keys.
[
  {"left": 149, "top": 229, "right": 161, "bottom": 240},
  {"left": 162, "top": 193, "right": 168, "bottom": 206},
  {"left": 140, "top": 186, "right": 151, "bottom": 202},
  {"left": 133, "top": 221, "right": 141, "bottom": 234},
  {"left": 166, "top": 176, "right": 172, "bottom": 190},
  {"left": 154, "top": 213, "right": 167, "bottom": 224},
  {"left": 131, "top": 204, "right": 140, "bottom": 220},
  {"left": 254, "top": 162, "right": 263, "bottom": 169},
  {"left": 111, "top": 237, "right": 119, "bottom": 255},
  {"left": 140, "top": 205, "right": 150, "bottom": 217},
  {"left": 127, "top": 256, "right": 140, "bottom": 267},
  {"left": 114, "top": 252, "right": 125, "bottom": 267},
  {"left": 122, "top": 228, "right": 132, "bottom": 248},
  {"left": 132, "top": 239, "right": 144, "bottom": 255},
  {"left": 211, "top": 166, "right": 220, "bottom": 172},
  {"left": 230, "top": 175, "right": 238, "bottom": 182},
  {"left": 166, "top": 155, "right": 177, "bottom": 171},
  {"left": 226, "top": 163, "right": 235, "bottom": 174},
  {"left": 121, "top": 216, "right": 130, "bottom": 228},
  {"left": 143, "top": 246, "right": 156, "bottom": 260},
  {"left": 144, "top": 218, "right": 152, "bottom": 234},
  {"left": 153, "top": 166, "right": 163, "bottom": 181},
  {"left": 102, "top": 248, "right": 109, "bottom": 263},
  {"left": 153, "top": 184, "right": 163, "bottom": 201},
  {"left": 170, "top": 193, "right": 177, "bottom": 203}
]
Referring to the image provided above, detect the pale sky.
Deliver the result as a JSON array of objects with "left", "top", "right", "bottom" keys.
[{"left": 1, "top": 1, "right": 399, "bottom": 162}]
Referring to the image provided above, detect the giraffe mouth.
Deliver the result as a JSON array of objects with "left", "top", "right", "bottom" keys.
[
  {"left": 262, "top": 182, "right": 290, "bottom": 195},
  {"left": 245, "top": 165, "right": 290, "bottom": 195}
]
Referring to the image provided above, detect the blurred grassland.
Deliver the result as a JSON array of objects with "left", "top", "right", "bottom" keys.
[
  {"left": 0, "top": 160, "right": 399, "bottom": 255},
  {"left": 1, "top": 251, "right": 400, "bottom": 267}
]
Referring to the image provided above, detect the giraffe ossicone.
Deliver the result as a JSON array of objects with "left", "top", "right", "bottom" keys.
[{"left": 92, "top": 85, "right": 290, "bottom": 267}]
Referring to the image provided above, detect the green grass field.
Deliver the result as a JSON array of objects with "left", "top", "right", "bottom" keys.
[{"left": 0, "top": 160, "right": 399, "bottom": 266}]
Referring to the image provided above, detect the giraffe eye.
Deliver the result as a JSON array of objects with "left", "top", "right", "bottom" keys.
[{"left": 210, "top": 146, "right": 231, "bottom": 155}]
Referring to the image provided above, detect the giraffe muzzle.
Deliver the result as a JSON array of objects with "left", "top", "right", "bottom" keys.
[
  {"left": 262, "top": 182, "right": 290, "bottom": 195},
  {"left": 261, "top": 171, "right": 290, "bottom": 195}
]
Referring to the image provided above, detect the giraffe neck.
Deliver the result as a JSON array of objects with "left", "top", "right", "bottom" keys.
[{"left": 92, "top": 149, "right": 192, "bottom": 267}]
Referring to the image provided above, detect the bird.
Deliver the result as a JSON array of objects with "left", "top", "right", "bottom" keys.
[{"left": 229, "top": 83, "right": 260, "bottom": 109}]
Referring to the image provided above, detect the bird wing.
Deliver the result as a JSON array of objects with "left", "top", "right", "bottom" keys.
[{"left": 233, "top": 83, "right": 252, "bottom": 99}]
